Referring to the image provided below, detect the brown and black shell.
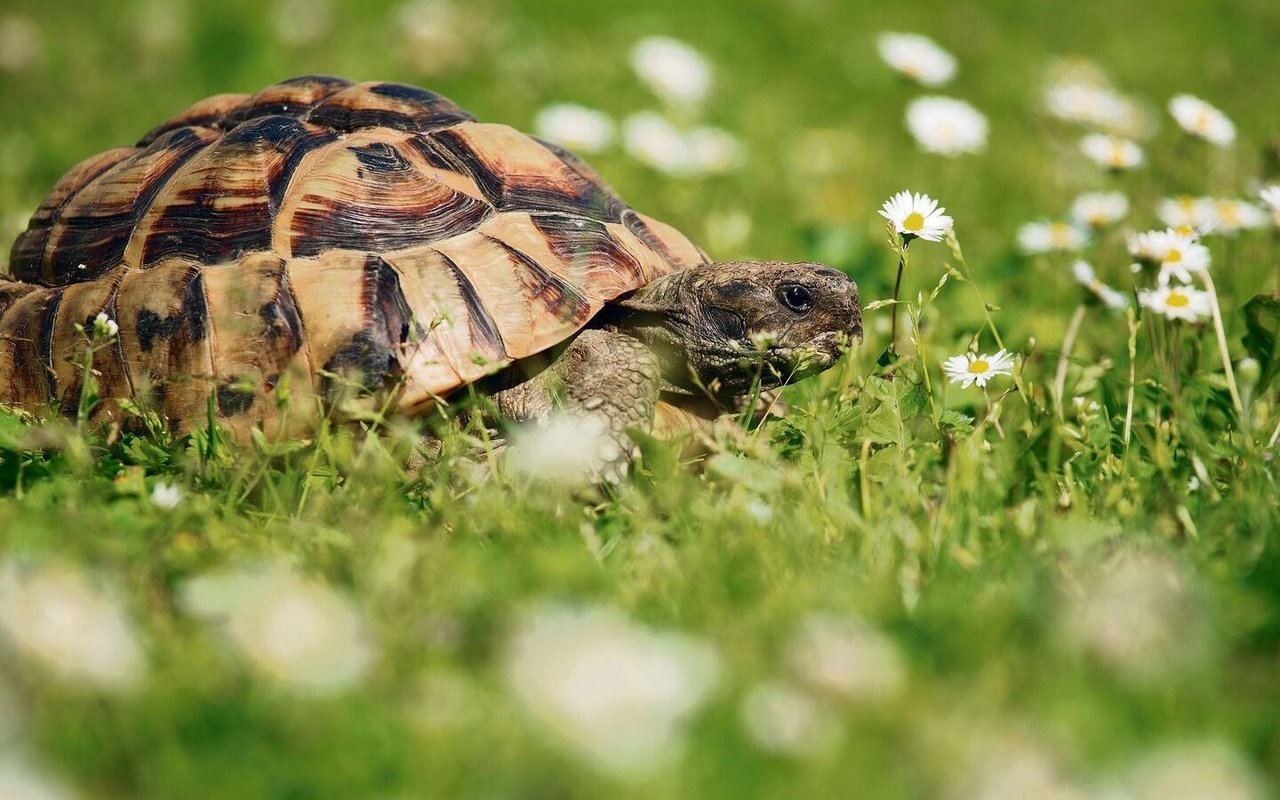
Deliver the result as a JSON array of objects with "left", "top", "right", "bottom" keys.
[{"left": 1, "top": 75, "right": 707, "bottom": 439}]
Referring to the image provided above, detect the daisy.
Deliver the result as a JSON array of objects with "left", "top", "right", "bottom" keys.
[
  {"left": 685, "top": 126, "right": 744, "bottom": 174},
  {"left": 1156, "top": 195, "right": 1215, "bottom": 234},
  {"left": 1139, "top": 285, "right": 1212, "bottom": 323},
  {"left": 878, "top": 190, "right": 953, "bottom": 242},
  {"left": 1261, "top": 185, "right": 1280, "bottom": 212},
  {"left": 630, "top": 36, "right": 712, "bottom": 107},
  {"left": 622, "top": 112, "right": 692, "bottom": 174},
  {"left": 1203, "top": 198, "right": 1268, "bottom": 236},
  {"left": 1070, "top": 191, "right": 1129, "bottom": 228},
  {"left": 1080, "top": 134, "right": 1143, "bottom": 170},
  {"left": 533, "top": 103, "right": 615, "bottom": 153},
  {"left": 876, "top": 32, "right": 956, "bottom": 87},
  {"left": 1043, "top": 82, "right": 1131, "bottom": 130},
  {"left": 943, "top": 349, "right": 1015, "bottom": 389},
  {"left": 1016, "top": 220, "right": 1088, "bottom": 254},
  {"left": 151, "top": 482, "right": 182, "bottom": 510},
  {"left": 1168, "top": 94, "right": 1236, "bottom": 147},
  {"left": 92, "top": 311, "right": 119, "bottom": 339},
  {"left": 904, "top": 96, "right": 988, "bottom": 157},
  {"left": 1071, "top": 260, "right": 1129, "bottom": 310},
  {"left": 1261, "top": 185, "right": 1280, "bottom": 226},
  {"left": 1127, "top": 229, "right": 1210, "bottom": 283}
]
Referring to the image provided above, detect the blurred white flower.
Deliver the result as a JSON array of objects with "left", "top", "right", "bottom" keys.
[
  {"left": 1127, "top": 741, "right": 1264, "bottom": 800},
  {"left": 685, "top": 126, "right": 743, "bottom": 173},
  {"left": 621, "top": 113, "right": 740, "bottom": 176},
  {"left": 1201, "top": 197, "right": 1268, "bottom": 236},
  {"left": 1128, "top": 229, "right": 1210, "bottom": 284},
  {"left": 1168, "top": 94, "right": 1236, "bottom": 146},
  {"left": 91, "top": 312, "right": 118, "bottom": 339},
  {"left": 1156, "top": 195, "right": 1215, "bottom": 233},
  {"left": 1071, "top": 260, "right": 1128, "bottom": 310},
  {"left": 394, "top": 0, "right": 476, "bottom": 76},
  {"left": 876, "top": 32, "right": 956, "bottom": 86},
  {"left": 1016, "top": 220, "right": 1088, "bottom": 254},
  {"left": 533, "top": 103, "right": 615, "bottom": 154},
  {"left": 182, "top": 563, "right": 374, "bottom": 692},
  {"left": 1260, "top": 185, "right": 1280, "bottom": 226},
  {"left": 1069, "top": 191, "right": 1128, "bottom": 228},
  {"left": 0, "top": 561, "right": 145, "bottom": 691},
  {"left": 1080, "top": 133, "right": 1143, "bottom": 170},
  {"left": 943, "top": 350, "right": 1016, "bottom": 389},
  {"left": 1139, "top": 284, "right": 1212, "bottom": 323},
  {"left": 1043, "top": 81, "right": 1131, "bottom": 130},
  {"left": 508, "top": 413, "right": 615, "bottom": 482},
  {"left": 504, "top": 604, "right": 719, "bottom": 778},
  {"left": 623, "top": 112, "right": 688, "bottom": 173},
  {"left": 630, "top": 36, "right": 712, "bottom": 107},
  {"left": 740, "top": 681, "right": 843, "bottom": 759},
  {"left": 150, "top": 482, "right": 181, "bottom": 509},
  {"left": 961, "top": 733, "right": 1091, "bottom": 800},
  {"left": 1062, "top": 551, "right": 1207, "bottom": 680},
  {"left": 905, "top": 96, "right": 988, "bottom": 156},
  {"left": 272, "top": 0, "right": 333, "bottom": 45},
  {"left": 787, "top": 613, "right": 905, "bottom": 703},
  {"left": 879, "top": 190, "right": 953, "bottom": 242},
  {"left": 0, "top": 15, "right": 41, "bottom": 74},
  {"left": 1071, "top": 396, "right": 1100, "bottom": 415},
  {"left": 0, "top": 754, "right": 79, "bottom": 800}
]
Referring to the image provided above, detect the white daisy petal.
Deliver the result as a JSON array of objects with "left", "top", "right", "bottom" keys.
[
  {"left": 1070, "top": 191, "right": 1128, "bottom": 228},
  {"left": 1080, "top": 133, "right": 1143, "bottom": 170},
  {"left": 1169, "top": 94, "right": 1236, "bottom": 147},
  {"left": 1139, "top": 285, "right": 1213, "bottom": 323},
  {"left": 1016, "top": 220, "right": 1088, "bottom": 254},
  {"left": 904, "top": 96, "right": 987, "bottom": 157},
  {"left": 943, "top": 350, "right": 1015, "bottom": 388},
  {"left": 876, "top": 32, "right": 956, "bottom": 87},
  {"left": 878, "top": 190, "right": 953, "bottom": 242}
]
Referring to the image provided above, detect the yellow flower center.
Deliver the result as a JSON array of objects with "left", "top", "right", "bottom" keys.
[
  {"left": 1219, "top": 203, "right": 1240, "bottom": 226},
  {"left": 1174, "top": 225, "right": 1195, "bottom": 236},
  {"left": 1050, "top": 222, "right": 1072, "bottom": 246},
  {"left": 1166, "top": 248, "right": 1182, "bottom": 263},
  {"left": 1166, "top": 292, "right": 1190, "bottom": 308},
  {"left": 903, "top": 212, "right": 925, "bottom": 232},
  {"left": 967, "top": 359, "right": 990, "bottom": 374}
]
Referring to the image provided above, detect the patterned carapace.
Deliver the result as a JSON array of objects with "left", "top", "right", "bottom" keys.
[{"left": 0, "top": 76, "right": 707, "bottom": 439}]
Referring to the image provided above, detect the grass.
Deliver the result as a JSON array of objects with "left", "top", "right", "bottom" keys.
[{"left": 2, "top": 0, "right": 1280, "bottom": 797}]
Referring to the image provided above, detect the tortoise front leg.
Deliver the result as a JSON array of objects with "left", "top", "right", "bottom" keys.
[{"left": 490, "top": 327, "right": 663, "bottom": 472}]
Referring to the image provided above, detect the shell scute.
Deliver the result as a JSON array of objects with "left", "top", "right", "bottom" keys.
[
  {"left": 46, "top": 127, "right": 219, "bottom": 283},
  {"left": 130, "top": 115, "right": 336, "bottom": 266},
  {"left": 305, "top": 81, "right": 473, "bottom": 134},
  {"left": 427, "top": 122, "right": 626, "bottom": 221},
  {"left": 276, "top": 129, "right": 492, "bottom": 258}
]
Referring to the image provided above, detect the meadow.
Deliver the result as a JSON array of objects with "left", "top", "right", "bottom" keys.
[{"left": 1, "top": 0, "right": 1280, "bottom": 797}]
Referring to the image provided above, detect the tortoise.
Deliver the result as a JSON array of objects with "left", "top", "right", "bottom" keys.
[{"left": 0, "top": 75, "right": 861, "bottom": 459}]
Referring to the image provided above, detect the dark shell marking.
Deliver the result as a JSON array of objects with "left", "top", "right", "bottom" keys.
[{"left": 2, "top": 75, "right": 708, "bottom": 436}]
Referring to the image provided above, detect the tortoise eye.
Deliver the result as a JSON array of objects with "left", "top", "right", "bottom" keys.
[{"left": 778, "top": 284, "right": 815, "bottom": 313}]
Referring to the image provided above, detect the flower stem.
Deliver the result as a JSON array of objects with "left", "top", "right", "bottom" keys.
[
  {"left": 1053, "top": 303, "right": 1087, "bottom": 420},
  {"left": 1123, "top": 307, "right": 1139, "bottom": 455},
  {"left": 889, "top": 241, "right": 910, "bottom": 354},
  {"left": 1201, "top": 271, "right": 1244, "bottom": 418}
]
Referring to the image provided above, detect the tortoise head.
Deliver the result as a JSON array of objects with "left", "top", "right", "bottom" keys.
[{"left": 614, "top": 260, "right": 862, "bottom": 395}]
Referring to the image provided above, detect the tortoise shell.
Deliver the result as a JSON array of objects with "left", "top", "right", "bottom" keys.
[{"left": 1, "top": 75, "right": 706, "bottom": 438}]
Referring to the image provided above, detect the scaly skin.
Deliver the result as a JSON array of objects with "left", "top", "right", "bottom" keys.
[{"left": 487, "top": 260, "right": 862, "bottom": 470}]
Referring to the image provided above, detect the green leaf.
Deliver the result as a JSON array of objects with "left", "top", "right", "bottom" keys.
[{"left": 1242, "top": 293, "right": 1280, "bottom": 389}]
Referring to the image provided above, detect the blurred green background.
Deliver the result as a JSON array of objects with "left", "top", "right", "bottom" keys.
[{"left": 2, "top": 1, "right": 1280, "bottom": 799}]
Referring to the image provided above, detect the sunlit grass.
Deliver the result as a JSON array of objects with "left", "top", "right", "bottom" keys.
[{"left": 1, "top": 1, "right": 1280, "bottom": 798}]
